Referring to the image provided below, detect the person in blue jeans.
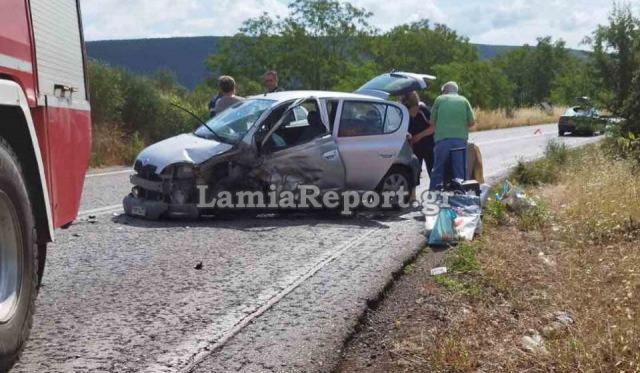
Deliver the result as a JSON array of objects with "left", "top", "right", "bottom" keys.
[{"left": 429, "top": 81, "right": 476, "bottom": 190}]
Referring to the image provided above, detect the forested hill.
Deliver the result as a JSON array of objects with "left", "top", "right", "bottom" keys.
[{"left": 86, "top": 36, "right": 587, "bottom": 90}]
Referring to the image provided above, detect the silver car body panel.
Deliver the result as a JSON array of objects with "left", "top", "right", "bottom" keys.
[
  {"left": 258, "top": 134, "right": 346, "bottom": 192},
  {"left": 333, "top": 100, "right": 411, "bottom": 190},
  {"left": 135, "top": 133, "right": 234, "bottom": 174},
  {"left": 254, "top": 97, "right": 346, "bottom": 191}
]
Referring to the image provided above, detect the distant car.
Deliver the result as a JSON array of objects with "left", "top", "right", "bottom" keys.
[
  {"left": 558, "top": 106, "right": 609, "bottom": 136},
  {"left": 123, "top": 72, "right": 436, "bottom": 219}
]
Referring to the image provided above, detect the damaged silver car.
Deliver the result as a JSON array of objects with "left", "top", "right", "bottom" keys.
[{"left": 123, "top": 72, "right": 435, "bottom": 219}]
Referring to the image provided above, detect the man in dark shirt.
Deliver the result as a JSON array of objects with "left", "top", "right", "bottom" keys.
[
  {"left": 208, "top": 90, "right": 221, "bottom": 118},
  {"left": 403, "top": 91, "right": 434, "bottom": 181},
  {"left": 263, "top": 70, "right": 283, "bottom": 93}
]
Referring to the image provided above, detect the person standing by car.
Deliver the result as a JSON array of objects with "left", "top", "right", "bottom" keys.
[
  {"left": 213, "top": 76, "right": 245, "bottom": 115},
  {"left": 428, "top": 81, "right": 475, "bottom": 190},
  {"left": 263, "top": 70, "right": 283, "bottom": 93},
  {"left": 402, "top": 91, "right": 434, "bottom": 182}
]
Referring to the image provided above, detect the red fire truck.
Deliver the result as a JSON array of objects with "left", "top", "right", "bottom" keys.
[{"left": 0, "top": 0, "right": 91, "bottom": 369}]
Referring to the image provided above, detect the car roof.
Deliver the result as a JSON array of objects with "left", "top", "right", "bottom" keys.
[{"left": 248, "top": 90, "right": 386, "bottom": 102}]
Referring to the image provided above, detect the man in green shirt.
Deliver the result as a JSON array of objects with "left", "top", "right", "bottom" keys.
[{"left": 428, "top": 81, "right": 475, "bottom": 190}]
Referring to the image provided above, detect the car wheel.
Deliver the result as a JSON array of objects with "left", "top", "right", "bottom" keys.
[
  {"left": 377, "top": 166, "right": 412, "bottom": 208},
  {"left": 0, "top": 139, "right": 38, "bottom": 372},
  {"left": 558, "top": 129, "right": 565, "bottom": 137}
]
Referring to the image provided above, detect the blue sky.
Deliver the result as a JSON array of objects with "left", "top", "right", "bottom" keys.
[{"left": 80, "top": 0, "right": 621, "bottom": 49}]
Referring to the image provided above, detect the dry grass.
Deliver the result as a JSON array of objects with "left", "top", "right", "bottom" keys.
[
  {"left": 405, "top": 146, "right": 640, "bottom": 372},
  {"left": 88, "top": 106, "right": 563, "bottom": 167},
  {"left": 91, "top": 123, "right": 145, "bottom": 167},
  {"left": 474, "top": 106, "right": 565, "bottom": 131}
]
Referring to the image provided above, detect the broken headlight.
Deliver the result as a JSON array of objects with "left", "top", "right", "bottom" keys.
[{"left": 175, "top": 164, "right": 196, "bottom": 179}]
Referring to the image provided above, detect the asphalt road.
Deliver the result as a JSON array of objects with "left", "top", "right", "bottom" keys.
[{"left": 12, "top": 124, "right": 600, "bottom": 373}]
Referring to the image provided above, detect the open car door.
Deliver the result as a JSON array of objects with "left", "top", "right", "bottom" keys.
[
  {"left": 355, "top": 72, "right": 436, "bottom": 100},
  {"left": 256, "top": 98, "right": 346, "bottom": 192}
]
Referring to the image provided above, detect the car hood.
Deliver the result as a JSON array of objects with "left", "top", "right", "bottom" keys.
[{"left": 135, "top": 133, "right": 234, "bottom": 174}]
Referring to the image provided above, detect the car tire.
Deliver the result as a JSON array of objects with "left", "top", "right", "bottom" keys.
[
  {"left": 376, "top": 166, "right": 412, "bottom": 208},
  {"left": 558, "top": 129, "right": 565, "bottom": 137},
  {"left": 0, "top": 139, "right": 38, "bottom": 372}
]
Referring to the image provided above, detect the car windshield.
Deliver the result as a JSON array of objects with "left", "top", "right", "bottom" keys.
[{"left": 194, "top": 99, "right": 276, "bottom": 143}]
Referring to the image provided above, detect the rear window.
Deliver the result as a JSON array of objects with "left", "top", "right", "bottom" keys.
[{"left": 338, "top": 102, "right": 403, "bottom": 137}]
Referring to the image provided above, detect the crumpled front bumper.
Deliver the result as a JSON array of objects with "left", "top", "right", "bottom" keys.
[{"left": 123, "top": 194, "right": 199, "bottom": 220}]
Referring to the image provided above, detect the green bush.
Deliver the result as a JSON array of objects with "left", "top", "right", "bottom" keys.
[
  {"left": 512, "top": 140, "right": 570, "bottom": 185},
  {"left": 483, "top": 198, "right": 508, "bottom": 226},
  {"left": 512, "top": 159, "right": 557, "bottom": 186},
  {"left": 88, "top": 60, "right": 214, "bottom": 165},
  {"left": 515, "top": 197, "right": 549, "bottom": 231},
  {"left": 544, "top": 139, "right": 569, "bottom": 165}
]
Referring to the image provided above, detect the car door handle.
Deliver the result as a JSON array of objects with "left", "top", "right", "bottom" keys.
[
  {"left": 379, "top": 153, "right": 395, "bottom": 159},
  {"left": 323, "top": 150, "right": 338, "bottom": 160}
]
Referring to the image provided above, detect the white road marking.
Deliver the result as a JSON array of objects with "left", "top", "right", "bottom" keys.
[
  {"left": 77, "top": 204, "right": 123, "bottom": 217},
  {"left": 143, "top": 228, "right": 379, "bottom": 373},
  {"left": 473, "top": 130, "right": 556, "bottom": 146},
  {"left": 86, "top": 169, "right": 133, "bottom": 178}
]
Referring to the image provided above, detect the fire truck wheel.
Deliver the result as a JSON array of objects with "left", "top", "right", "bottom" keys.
[{"left": 0, "top": 139, "right": 38, "bottom": 371}]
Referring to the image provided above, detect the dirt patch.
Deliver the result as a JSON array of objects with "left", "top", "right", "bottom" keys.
[{"left": 336, "top": 247, "right": 453, "bottom": 373}]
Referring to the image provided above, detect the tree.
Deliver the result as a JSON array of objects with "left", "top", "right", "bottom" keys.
[
  {"left": 371, "top": 20, "right": 478, "bottom": 74},
  {"left": 88, "top": 60, "right": 125, "bottom": 125},
  {"left": 622, "top": 70, "right": 640, "bottom": 134},
  {"left": 588, "top": 3, "right": 640, "bottom": 113},
  {"left": 208, "top": 0, "right": 375, "bottom": 92},
  {"left": 550, "top": 56, "right": 600, "bottom": 106},
  {"left": 494, "top": 37, "right": 569, "bottom": 106},
  {"left": 432, "top": 61, "right": 513, "bottom": 109}
]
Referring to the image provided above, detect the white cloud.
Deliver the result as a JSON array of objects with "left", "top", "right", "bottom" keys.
[
  {"left": 80, "top": 0, "right": 289, "bottom": 40},
  {"left": 348, "top": 0, "right": 447, "bottom": 30},
  {"left": 81, "top": 0, "right": 616, "bottom": 48}
]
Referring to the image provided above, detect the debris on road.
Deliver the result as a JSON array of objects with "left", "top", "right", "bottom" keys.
[
  {"left": 428, "top": 207, "right": 457, "bottom": 246},
  {"left": 430, "top": 267, "right": 447, "bottom": 276},
  {"left": 450, "top": 194, "right": 483, "bottom": 241},
  {"left": 521, "top": 331, "right": 547, "bottom": 354},
  {"left": 424, "top": 192, "right": 484, "bottom": 245},
  {"left": 495, "top": 180, "right": 537, "bottom": 213},
  {"left": 194, "top": 261, "right": 203, "bottom": 270},
  {"left": 541, "top": 311, "right": 574, "bottom": 338}
]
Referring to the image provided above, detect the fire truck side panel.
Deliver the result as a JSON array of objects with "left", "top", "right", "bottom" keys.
[
  {"left": 45, "top": 105, "right": 91, "bottom": 226},
  {"left": 30, "top": 0, "right": 91, "bottom": 228},
  {"left": 0, "top": 0, "right": 91, "bottom": 238},
  {"left": 0, "top": 0, "right": 37, "bottom": 105}
]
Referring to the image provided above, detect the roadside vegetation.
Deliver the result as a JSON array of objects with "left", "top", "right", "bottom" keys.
[
  {"left": 337, "top": 4, "right": 640, "bottom": 371},
  {"left": 338, "top": 141, "right": 640, "bottom": 373},
  {"left": 88, "top": 0, "right": 618, "bottom": 166},
  {"left": 474, "top": 107, "right": 565, "bottom": 131},
  {"left": 88, "top": 62, "right": 209, "bottom": 166}
]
